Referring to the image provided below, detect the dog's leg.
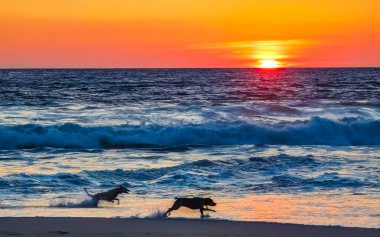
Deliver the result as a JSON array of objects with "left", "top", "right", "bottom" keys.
[
  {"left": 165, "top": 203, "right": 180, "bottom": 217},
  {"left": 204, "top": 208, "right": 216, "bottom": 212},
  {"left": 200, "top": 208, "right": 205, "bottom": 218},
  {"left": 115, "top": 198, "right": 120, "bottom": 204},
  {"left": 165, "top": 208, "right": 173, "bottom": 217},
  {"left": 165, "top": 206, "right": 178, "bottom": 217}
]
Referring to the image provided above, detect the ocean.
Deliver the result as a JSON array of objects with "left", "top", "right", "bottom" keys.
[{"left": 0, "top": 68, "right": 379, "bottom": 227}]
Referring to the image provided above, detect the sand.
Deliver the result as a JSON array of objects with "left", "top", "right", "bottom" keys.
[{"left": 0, "top": 217, "right": 379, "bottom": 237}]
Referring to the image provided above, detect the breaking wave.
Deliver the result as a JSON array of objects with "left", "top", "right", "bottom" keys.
[{"left": 0, "top": 117, "right": 379, "bottom": 149}]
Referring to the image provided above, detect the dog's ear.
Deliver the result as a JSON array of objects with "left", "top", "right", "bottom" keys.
[{"left": 119, "top": 185, "right": 123, "bottom": 188}]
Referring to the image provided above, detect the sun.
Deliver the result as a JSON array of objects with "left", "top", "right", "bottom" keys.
[{"left": 258, "top": 59, "right": 281, "bottom": 68}]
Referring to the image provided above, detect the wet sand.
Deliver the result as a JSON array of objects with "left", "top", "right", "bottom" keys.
[{"left": 0, "top": 217, "right": 379, "bottom": 237}]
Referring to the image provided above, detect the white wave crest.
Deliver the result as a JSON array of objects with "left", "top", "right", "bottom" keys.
[{"left": 0, "top": 116, "right": 379, "bottom": 149}]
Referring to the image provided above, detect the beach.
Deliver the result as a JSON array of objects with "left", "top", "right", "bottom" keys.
[
  {"left": 0, "top": 217, "right": 379, "bottom": 237},
  {"left": 0, "top": 69, "right": 379, "bottom": 231},
  {"left": 1, "top": 0, "right": 380, "bottom": 235}
]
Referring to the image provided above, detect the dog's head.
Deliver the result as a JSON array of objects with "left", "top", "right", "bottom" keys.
[
  {"left": 204, "top": 197, "right": 216, "bottom": 206},
  {"left": 118, "top": 185, "right": 130, "bottom": 194}
]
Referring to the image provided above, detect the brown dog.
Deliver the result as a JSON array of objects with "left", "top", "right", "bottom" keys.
[
  {"left": 84, "top": 185, "right": 129, "bottom": 204},
  {"left": 165, "top": 197, "right": 216, "bottom": 218}
]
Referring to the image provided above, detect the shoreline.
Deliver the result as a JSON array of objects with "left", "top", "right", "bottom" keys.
[{"left": 0, "top": 217, "right": 378, "bottom": 237}]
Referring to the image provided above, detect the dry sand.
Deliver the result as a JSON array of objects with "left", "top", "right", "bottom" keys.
[{"left": 0, "top": 217, "right": 378, "bottom": 237}]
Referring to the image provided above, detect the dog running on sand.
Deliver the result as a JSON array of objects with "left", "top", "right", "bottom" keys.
[
  {"left": 84, "top": 185, "right": 129, "bottom": 204},
  {"left": 165, "top": 197, "right": 217, "bottom": 218}
]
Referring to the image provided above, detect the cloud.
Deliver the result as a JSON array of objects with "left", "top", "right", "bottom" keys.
[{"left": 195, "top": 39, "right": 317, "bottom": 66}]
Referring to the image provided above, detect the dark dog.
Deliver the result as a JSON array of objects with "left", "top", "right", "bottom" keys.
[
  {"left": 84, "top": 185, "right": 129, "bottom": 204},
  {"left": 165, "top": 197, "right": 217, "bottom": 218}
]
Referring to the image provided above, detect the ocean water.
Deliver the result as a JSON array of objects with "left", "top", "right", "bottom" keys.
[{"left": 0, "top": 68, "right": 379, "bottom": 227}]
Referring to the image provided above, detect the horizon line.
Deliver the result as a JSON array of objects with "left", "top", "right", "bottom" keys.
[{"left": 1, "top": 66, "right": 380, "bottom": 70}]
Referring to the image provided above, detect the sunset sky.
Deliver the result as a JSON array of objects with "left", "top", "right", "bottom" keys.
[{"left": 1, "top": 0, "right": 380, "bottom": 68}]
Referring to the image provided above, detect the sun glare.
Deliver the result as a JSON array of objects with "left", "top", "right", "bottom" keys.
[{"left": 258, "top": 59, "right": 280, "bottom": 68}]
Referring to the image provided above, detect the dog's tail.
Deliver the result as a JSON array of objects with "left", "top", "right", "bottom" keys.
[{"left": 84, "top": 188, "right": 94, "bottom": 198}]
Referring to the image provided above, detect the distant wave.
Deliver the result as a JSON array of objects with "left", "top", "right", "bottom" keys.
[
  {"left": 340, "top": 100, "right": 380, "bottom": 108},
  {"left": 0, "top": 117, "right": 379, "bottom": 149}
]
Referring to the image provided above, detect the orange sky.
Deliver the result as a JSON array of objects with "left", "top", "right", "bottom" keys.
[{"left": 1, "top": 0, "right": 380, "bottom": 68}]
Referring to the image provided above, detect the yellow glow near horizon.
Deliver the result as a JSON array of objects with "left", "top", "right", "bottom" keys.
[
  {"left": 258, "top": 59, "right": 281, "bottom": 68},
  {"left": 201, "top": 40, "right": 310, "bottom": 68}
]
